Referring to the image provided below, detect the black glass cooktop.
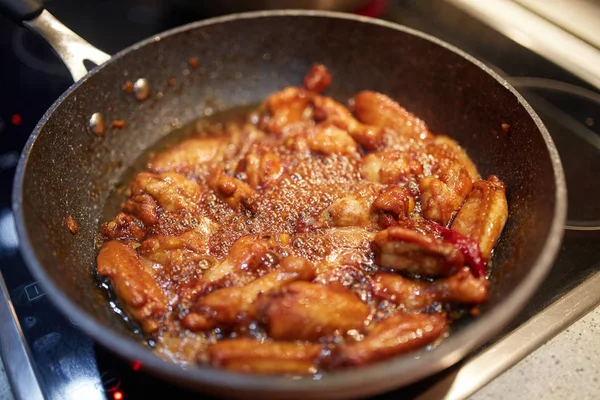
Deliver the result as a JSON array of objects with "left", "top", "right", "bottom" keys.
[{"left": 1, "top": 1, "right": 599, "bottom": 399}]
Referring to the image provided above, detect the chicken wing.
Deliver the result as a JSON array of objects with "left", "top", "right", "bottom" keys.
[
  {"left": 209, "top": 338, "right": 322, "bottom": 374},
  {"left": 100, "top": 212, "right": 145, "bottom": 241},
  {"left": 303, "top": 63, "right": 332, "bottom": 93},
  {"left": 360, "top": 150, "right": 423, "bottom": 185},
  {"left": 182, "top": 257, "right": 316, "bottom": 331},
  {"left": 207, "top": 167, "right": 258, "bottom": 213},
  {"left": 138, "top": 231, "right": 213, "bottom": 288},
  {"left": 202, "top": 235, "right": 274, "bottom": 284},
  {"left": 148, "top": 137, "right": 226, "bottom": 174},
  {"left": 316, "top": 183, "right": 381, "bottom": 229},
  {"left": 352, "top": 90, "right": 432, "bottom": 141},
  {"left": 177, "top": 235, "right": 277, "bottom": 309},
  {"left": 372, "top": 185, "right": 415, "bottom": 222},
  {"left": 307, "top": 123, "right": 358, "bottom": 156},
  {"left": 263, "top": 87, "right": 312, "bottom": 135},
  {"left": 373, "top": 227, "right": 464, "bottom": 277},
  {"left": 254, "top": 281, "right": 370, "bottom": 341},
  {"left": 420, "top": 143, "right": 475, "bottom": 225},
  {"left": 245, "top": 147, "right": 283, "bottom": 189},
  {"left": 433, "top": 136, "right": 480, "bottom": 180},
  {"left": 372, "top": 267, "right": 489, "bottom": 309},
  {"left": 327, "top": 312, "right": 447, "bottom": 368},
  {"left": 451, "top": 175, "right": 508, "bottom": 261},
  {"left": 312, "top": 95, "right": 383, "bottom": 150},
  {"left": 419, "top": 173, "right": 470, "bottom": 226},
  {"left": 131, "top": 172, "right": 201, "bottom": 213},
  {"left": 122, "top": 194, "right": 158, "bottom": 226},
  {"left": 97, "top": 240, "right": 168, "bottom": 333}
]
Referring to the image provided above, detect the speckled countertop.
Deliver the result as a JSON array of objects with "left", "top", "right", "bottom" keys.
[
  {"left": 0, "top": 307, "right": 598, "bottom": 399},
  {"left": 471, "top": 305, "right": 600, "bottom": 400},
  {"left": 0, "top": 355, "right": 13, "bottom": 400}
]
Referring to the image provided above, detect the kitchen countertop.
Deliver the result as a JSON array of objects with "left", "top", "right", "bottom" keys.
[
  {"left": 471, "top": 304, "right": 600, "bottom": 400},
  {"left": 0, "top": 306, "right": 598, "bottom": 400},
  {"left": 0, "top": 354, "right": 14, "bottom": 400}
]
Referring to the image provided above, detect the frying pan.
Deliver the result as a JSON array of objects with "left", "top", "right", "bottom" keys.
[{"left": 2, "top": 0, "right": 567, "bottom": 398}]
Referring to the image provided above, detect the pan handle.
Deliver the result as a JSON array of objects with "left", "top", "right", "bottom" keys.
[{"left": 0, "top": 0, "right": 110, "bottom": 82}]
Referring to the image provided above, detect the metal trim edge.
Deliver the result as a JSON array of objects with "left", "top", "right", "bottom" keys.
[
  {"left": 416, "top": 269, "right": 600, "bottom": 400},
  {"left": 0, "top": 271, "right": 44, "bottom": 400}
]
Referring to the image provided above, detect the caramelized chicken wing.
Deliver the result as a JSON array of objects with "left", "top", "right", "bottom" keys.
[
  {"left": 209, "top": 338, "right": 322, "bottom": 374},
  {"left": 360, "top": 150, "right": 424, "bottom": 184},
  {"left": 373, "top": 227, "right": 464, "bottom": 277},
  {"left": 138, "top": 231, "right": 211, "bottom": 274},
  {"left": 312, "top": 95, "right": 383, "bottom": 150},
  {"left": 420, "top": 141, "right": 475, "bottom": 225},
  {"left": 328, "top": 312, "right": 447, "bottom": 368},
  {"left": 132, "top": 172, "right": 201, "bottom": 213},
  {"left": 433, "top": 136, "right": 480, "bottom": 180},
  {"left": 303, "top": 63, "right": 332, "bottom": 93},
  {"left": 316, "top": 184, "right": 381, "bottom": 229},
  {"left": 148, "top": 137, "right": 225, "bottom": 174},
  {"left": 419, "top": 174, "right": 469, "bottom": 226},
  {"left": 182, "top": 257, "right": 316, "bottom": 331},
  {"left": 207, "top": 167, "right": 258, "bottom": 213},
  {"left": 352, "top": 90, "right": 432, "bottom": 141},
  {"left": 245, "top": 147, "right": 283, "bottom": 188},
  {"left": 177, "top": 235, "right": 277, "bottom": 306},
  {"left": 451, "top": 175, "right": 508, "bottom": 261},
  {"left": 372, "top": 185, "right": 415, "bottom": 221},
  {"left": 372, "top": 267, "right": 489, "bottom": 309},
  {"left": 202, "top": 235, "right": 273, "bottom": 284},
  {"left": 263, "top": 87, "right": 311, "bottom": 135},
  {"left": 97, "top": 241, "right": 168, "bottom": 333},
  {"left": 100, "top": 212, "right": 145, "bottom": 241},
  {"left": 307, "top": 123, "right": 358, "bottom": 156},
  {"left": 123, "top": 194, "right": 158, "bottom": 226},
  {"left": 254, "top": 281, "right": 370, "bottom": 341}
]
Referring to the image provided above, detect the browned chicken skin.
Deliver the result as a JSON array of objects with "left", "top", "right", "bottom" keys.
[
  {"left": 373, "top": 227, "right": 465, "bottom": 277},
  {"left": 207, "top": 167, "right": 258, "bottom": 213},
  {"left": 316, "top": 183, "right": 382, "bottom": 229},
  {"left": 451, "top": 175, "right": 509, "bottom": 261},
  {"left": 97, "top": 241, "right": 168, "bottom": 333},
  {"left": 209, "top": 338, "right": 323, "bottom": 374},
  {"left": 148, "top": 137, "right": 226, "bottom": 175},
  {"left": 132, "top": 172, "right": 202, "bottom": 214},
  {"left": 328, "top": 312, "right": 447, "bottom": 368},
  {"left": 307, "top": 122, "right": 358, "bottom": 156},
  {"left": 96, "top": 64, "right": 507, "bottom": 374},
  {"left": 312, "top": 95, "right": 384, "bottom": 150},
  {"left": 254, "top": 281, "right": 370, "bottom": 341},
  {"left": 360, "top": 150, "right": 424, "bottom": 185},
  {"left": 353, "top": 90, "right": 432, "bottom": 142},
  {"left": 245, "top": 146, "right": 284, "bottom": 189},
  {"left": 263, "top": 87, "right": 311, "bottom": 135},
  {"left": 372, "top": 267, "right": 489, "bottom": 309},
  {"left": 303, "top": 63, "right": 332, "bottom": 93},
  {"left": 183, "top": 257, "right": 316, "bottom": 331}
]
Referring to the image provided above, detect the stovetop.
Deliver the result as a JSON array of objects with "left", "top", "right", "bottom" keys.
[{"left": 1, "top": 1, "right": 599, "bottom": 399}]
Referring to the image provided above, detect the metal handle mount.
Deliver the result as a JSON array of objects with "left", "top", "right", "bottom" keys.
[
  {"left": 0, "top": 0, "right": 111, "bottom": 82},
  {"left": 24, "top": 10, "right": 111, "bottom": 82}
]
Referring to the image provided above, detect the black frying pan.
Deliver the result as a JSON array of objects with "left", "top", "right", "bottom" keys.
[{"left": 1, "top": 0, "right": 567, "bottom": 398}]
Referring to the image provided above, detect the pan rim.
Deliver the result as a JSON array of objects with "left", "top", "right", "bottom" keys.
[{"left": 11, "top": 9, "right": 567, "bottom": 397}]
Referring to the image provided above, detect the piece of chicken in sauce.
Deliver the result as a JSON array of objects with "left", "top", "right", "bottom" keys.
[{"left": 96, "top": 63, "right": 508, "bottom": 375}]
